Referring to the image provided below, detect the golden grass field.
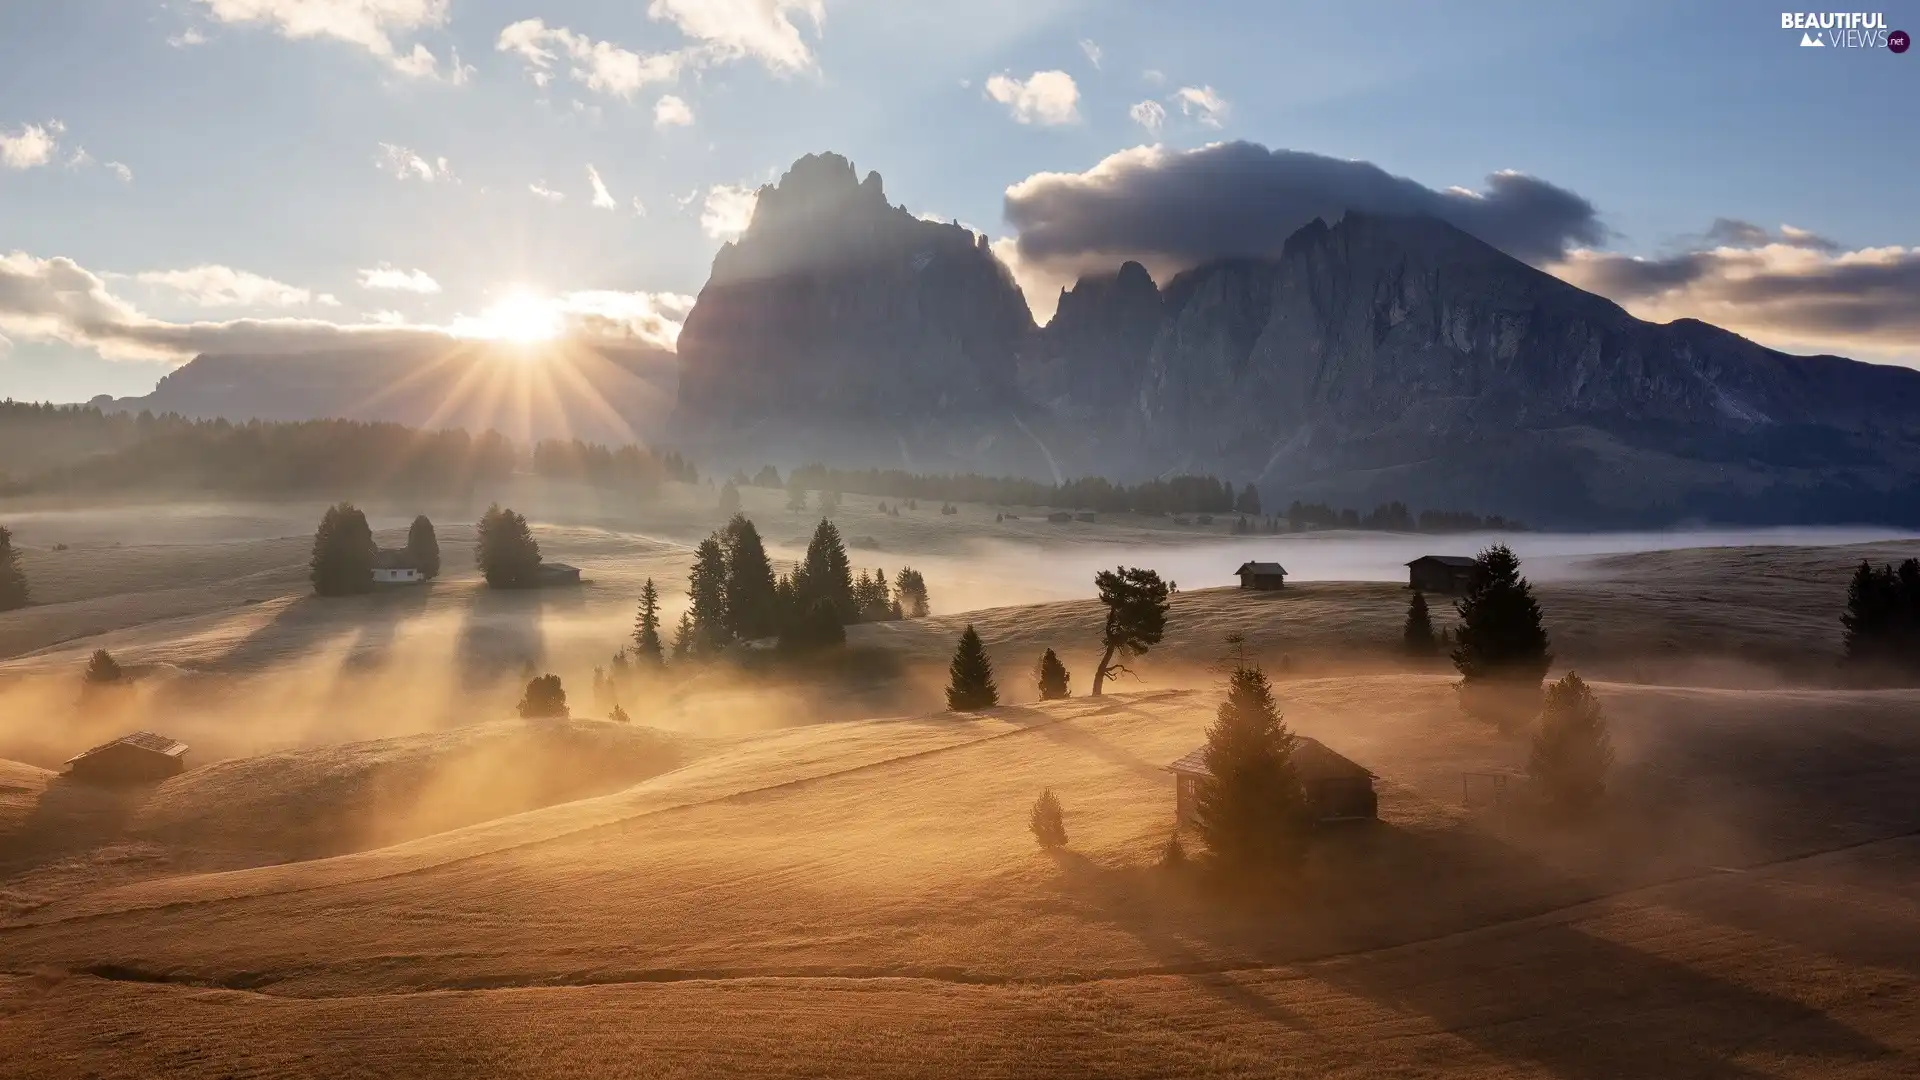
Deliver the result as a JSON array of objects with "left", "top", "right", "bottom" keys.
[{"left": 1, "top": 484, "right": 1916, "bottom": 1078}]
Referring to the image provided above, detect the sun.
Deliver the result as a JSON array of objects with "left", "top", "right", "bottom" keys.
[{"left": 455, "top": 289, "right": 564, "bottom": 344}]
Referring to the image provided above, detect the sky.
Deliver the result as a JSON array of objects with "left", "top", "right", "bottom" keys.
[{"left": 1, "top": 0, "right": 1916, "bottom": 402}]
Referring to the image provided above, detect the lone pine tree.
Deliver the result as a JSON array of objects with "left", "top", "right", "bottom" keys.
[
  {"left": 406, "top": 514, "right": 440, "bottom": 579},
  {"left": 1528, "top": 672, "right": 1615, "bottom": 817},
  {"left": 1091, "top": 566, "right": 1173, "bottom": 695},
  {"left": 309, "top": 502, "right": 377, "bottom": 597},
  {"left": 632, "top": 578, "right": 665, "bottom": 665},
  {"left": 475, "top": 504, "right": 542, "bottom": 588},
  {"left": 946, "top": 625, "right": 1000, "bottom": 711},
  {"left": 1451, "top": 545, "right": 1552, "bottom": 725},
  {"left": 1035, "top": 648, "right": 1072, "bottom": 700},
  {"left": 1030, "top": 789, "right": 1067, "bottom": 848},
  {"left": 1403, "top": 590, "right": 1437, "bottom": 655}
]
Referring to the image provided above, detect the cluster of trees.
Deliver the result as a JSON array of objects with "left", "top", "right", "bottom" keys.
[
  {"left": 530, "top": 439, "right": 697, "bottom": 492},
  {"left": 1280, "top": 501, "right": 1525, "bottom": 533},
  {"left": 1841, "top": 558, "right": 1920, "bottom": 678},
  {"left": 308, "top": 505, "right": 441, "bottom": 596},
  {"left": 0, "top": 524, "right": 27, "bottom": 612},
  {"left": 475, "top": 505, "right": 542, "bottom": 588},
  {"left": 782, "top": 463, "right": 1253, "bottom": 516}
]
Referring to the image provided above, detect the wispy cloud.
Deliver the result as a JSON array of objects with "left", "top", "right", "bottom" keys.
[
  {"left": 356, "top": 265, "right": 441, "bottom": 293},
  {"left": 654, "top": 94, "right": 694, "bottom": 128},
  {"left": 984, "top": 70, "right": 1080, "bottom": 126},
  {"left": 375, "top": 142, "right": 451, "bottom": 182},
  {"left": 587, "top": 164, "right": 617, "bottom": 210},
  {"left": 1128, "top": 100, "right": 1165, "bottom": 135},
  {"left": 700, "top": 184, "right": 759, "bottom": 240},
  {"left": 136, "top": 264, "right": 330, "bottom": 308},
  {"left": 496, "top": 18, "right": 686, "bottom": 99},
  {"left": 1173, "top": 85, "right": 1229, "bottom": 127},
  {"left": 1078, "top": 39, "right": 1102, "bottom": 69},
  {"left": 1, "top": 121, "right": 63, "bottom": 170},
  {"left": 646, "top": 0, "right": 826, "bottom": 74},
  {"left": 529, "top": 182, "right": 566, "bottom": 203},
  {"left": 191, "top": 0, "right": 465, "bottom": 80}
]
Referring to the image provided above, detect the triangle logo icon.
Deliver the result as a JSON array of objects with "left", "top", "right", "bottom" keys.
[{"left": 1800, "top": 31, "right": 1825, "bottom": 46}]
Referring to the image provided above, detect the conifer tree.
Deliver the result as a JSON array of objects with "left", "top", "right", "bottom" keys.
[
  {"left": 609, "top": 703, "right": 632, "bottom": 724},
  {"left": 83, "top": 648, "right": 124, "bottom": 685},
  {"left": 406, "top": 514, "right": 440, "bottom": 579},
  {"left": 1091, "top": 566, "right": 1174, "bottom": 695},
  {"left": 946, "top": 625, "right": 999, "bottom": 710},
  {"left": 719, "top": 481, "right": 741, "bottom": 516},
  {"left": 1841, "top": 559, "right": 1901, "bottom": 667},
  {"left": 1403, "top": 590, "right": 1437, "bottom": 655},
  {"left": 800, "top": 518, "right": 853, "bottom": 620},
  {"left": 686, "top": 536, "right": 732, "bottom": 654},
  {"left": 1035, "top": 648, "right": 1071, "bottom": 700},
  {"left": 1528, "top": 672, "right": 1614, "bottom": 817},
  {"left": 1194, "top": 663, "right": 1309, "bottom": 867},
  {"left": 0, "top": 524, "right": 28, "bottom": 612},
  {"left": 632, "top": 578, "right": 665, "bottom": 665},
  {"left": 721, "top": 514, "right": 779, "bottom": 641},
  {"left": 309, "top": 502, "right": 377, "bottom": 596},
  {"left": 786, "top": 478, "right": 807, "bottom": 512},
  {"left": 475, "top": 504, "right": 541, "bottom": 588},
  {"left": 893, "top": 567, "right": 929, "bottom": 618},
  {"left": 517, "top": 674, "right": 568, "bottom": 719},
  {"left": 671, "top": 610, "right": 695, "bottom": 660},
  {"left": 1451, "top": 545, "right": 1551, "bottom": 724},
  {"left": 1030, "top": 789, "right": 1067, "bottom": 848}
]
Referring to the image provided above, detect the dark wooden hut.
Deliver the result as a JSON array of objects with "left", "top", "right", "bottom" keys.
[
  {"left": 1406, "top": 555, "right": 1477, "bottom": 595},
  {"left": 64, "top": 731, "right": 188, "bottom": 785},
  {"left": 1166, "top": 736, "right": 1377, "bottom": 825}
]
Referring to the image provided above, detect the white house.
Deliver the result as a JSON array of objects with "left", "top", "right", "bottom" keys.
[{"left": 372, "top": 549, "right": 424, "bottom": 584}]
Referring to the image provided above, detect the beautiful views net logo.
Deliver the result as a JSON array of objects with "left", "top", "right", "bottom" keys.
[{"left": 1782, "top": 12, "right": 1910, "bottom": 50}]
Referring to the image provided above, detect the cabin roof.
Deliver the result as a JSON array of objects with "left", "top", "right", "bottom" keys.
[
  {"left": 1166, "top": 736, "right": 1374, "bottom": 782},
  {"left": 1406, "top": 555, "right": 1477, "bottom": 568},
  {"left": 65, "top": 730, "right": 188, "bottom": 765},
  {"left": 1235, "top": 561, "right": 1288, "bottom": 575},
  {"left": 372, "top": 548, "right": 418, "bottom": 570},
  {"left": 539, "top": 562, "right": 581, "bottom": 573}
]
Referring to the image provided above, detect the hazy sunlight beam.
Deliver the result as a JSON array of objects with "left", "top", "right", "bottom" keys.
[{"left": 453, "top": 289, "right": 565, "bottom": 345}]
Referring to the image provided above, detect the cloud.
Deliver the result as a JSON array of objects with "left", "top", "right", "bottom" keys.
[
  {"left": 984, "top": 70, "right": 1080, "bottom": 125},
  {"left": 529, "top": 182, "right": 566, "bottom": 203},
  {"left": 1, "top": 121, "right": 63, "bottom": 170},
  {"left": 1128, "top": 100, "right": 1164, "bottom": 135},
  {"left": 1550, "top": 222, "right": 1920, "bottom": 357},
  {"left": 700, "top": 184, "right": 759, "bottom": 240},
  {"left": 107, "top": 162, "right": 134, "bottom": 183},
  {"left": 169, "top": 28, "right": 208, "bottom": 47},
  {"left": 632, "top": 196, "right": 648, "bottom": 217},
  {"left": 2, "top": 252, "right": 703, "bottom": 364},
  {"left": 497, "top": 18, "right": 685, "bottom": 99},
  {"left": 587, "top": 164, "right": 617, "bottom": 210},
  {"left": 375, "top": 142, "right": 451, "bottom": 182},
  {"left": 654, "top": 94, "right": 694, "bottom": 128},
  {"left": 1173, "top": 85, "right": 1228, "bottom": 127},
  {"left": 135, "top": 265, "right": 327, "bottom": 308},
  {"left": 1079, "top": 39, "right": 1102, "bottom": 68},
  {"left": 1142, "top": 68, "right": 1165, "bottom": 86},
  {"left": 646, "top": 0, "right": 825, "bottom": 74},
  {"left": 356, "top": 265, "right": 440, "bottom": 293},
  {"left": 192, "top": 0, "right": 463, "bottom": 79}
]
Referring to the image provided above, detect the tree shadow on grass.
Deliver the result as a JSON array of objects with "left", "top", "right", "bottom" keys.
[{"left": 453, "top": 584, "right": 553, "bottom": 687}]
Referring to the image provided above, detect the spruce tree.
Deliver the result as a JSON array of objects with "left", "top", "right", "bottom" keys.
[
  {"left": 946, "top": 625, "right": 1000, "bottom": 710},
  {"left": 687, "top": 536, "right": 732, "bottom": 654},
  {"left": 893, "top": 567, "right": 929, "bottom": 618},
  {"left": 719, "top": 481, "right": 741, "bottom": 516},
  {"left": 475, "top": 504, "right": 541, "bottom": 588},
  {"left": 1035, "top": 648, "right": 1071, "bottom": 700},
  {"left": 632, "top": 578, "right": 665, "bottom": 665},
  {"left": 0, "top": 524, "right": 28, "bottom": 612},
  {"left": 406, "top": 514, "right": 440, "bottom": 579},
  {"left": 309, "top": 502, "right": 377, "bottom": 596},
  {"left": 83, "top": 648, "right": 123, "bottom": 685},
  {"left": 1193, "top": 663, "right": 1309, "bottom": 868},
  {"left": 1528, "top": 672, "right": 1614, "bottom": 817},
  {"left": 517, "top": 674, "right": 568, "bottom": 719},
  {"left": 721, "top": 515, "right": 779, "bottom": 641},
  {"left": 800, "top": 518, "right": 853, "bottom": 620},
  {"left": 671, "top": 609, "right": 695, "bottom": 660},
  {"left": 1451, "top": 545, "right": 1551, "bottom": 724},
  {"left": 1403, "top": 590, "right": 1437, "bottom": 655},
  {"left": 1030, "top": 789, "right": 1067, "bottom": 848},
  {"left": 1841, "top": 559, "right": 1901, "bottom": 668},
  {"left": 609, "top": 703, "right": 632, "bottom": 724}
]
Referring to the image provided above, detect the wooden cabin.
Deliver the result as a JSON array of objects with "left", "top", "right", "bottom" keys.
[
  {"left": 537, "top": 562, "right": 582, "bottom": 586},
  {"left": 64, "top": 731, "right": 188, "bottom": 785},
  {"left": 1235, "top": 561, "right": 1288, "bottom": 590},
  {"left": 1166, "top": 737, "right": 1378, "bottom": 825},
  {"left": 1406, "top": 555, "right": 1477, "bottom": 595}
]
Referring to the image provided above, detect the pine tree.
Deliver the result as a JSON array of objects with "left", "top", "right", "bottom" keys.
[
  {"left": 1030, "top": 789, "right": 1067, "bottom": 848},
  {"left": 517, "top": 674, "right": 568, "bottom": 719},
  {"left": 1403, "top": 590, "right": 1437, "bottom": 655},
  {"left": 1035, "top": 648, "right": 1071, "bottom": 700},
  {"left": 406, "top": 514, "right": 440, "bottom": 579},
  {"left": 1528, "top": 673, "right": 1614, "bottom": 817},
  {"left": 632, "top": 578, "right": 665, "bottom": 665},
  {"left": 1841, "top": 559, "right": 1901, "bottom": 668},
  {"left": 609, "top": 703, "right": 632, "bottom": 724},
  {"left": 800, "top": 518, "right": 853, "bottom": 620},
  {"left": 719, "top": 481, "right": 741, "bottom": 516},
  {"left": 1091, "top": 566, "right": 1174, "bottom": 695},
  {"left": 687, "top": 536, "right": 732, "bottom": 655},
  {"left": 84, "top": 648, "right": 123, "bottom": 685},
  {"left": 475, "top": 504, "right": 541, "bottom": 588},
  {"left": 1193, "top": 663, "right": 1309, "bottom": 867},
  {"left": 893, "top": 567, "right": 929, "bottom": 618},
  {"left": 721, "top": 515, "right": 778, "bottom": 641},
  {"left": 0, "top": 524, "right": 28, "bottom": 612},
  {"left": 309, "top": 502, "right": 377, "bottom": 596},
  {"left": 671, "top": 610, "right": 695, "bottom": 660},
  {"left": 1451, "top": 545, "right": 1551, "bottom": 725},
  {"left": 946, "top": 625, "right": 999, "bottom": 710}
]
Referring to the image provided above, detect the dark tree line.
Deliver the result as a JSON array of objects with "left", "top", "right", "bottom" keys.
[
  {"left": 1281, "top": 500, "right": 1525, "bottom": 533},
  {"left": 530, "top": 438, "right": 697, "bottom": 493},
  {"left": 1842, "top": 558, "right": 1920, "bottom": 677}
]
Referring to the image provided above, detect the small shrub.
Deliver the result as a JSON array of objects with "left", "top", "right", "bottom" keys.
[
  {"left": 1528, "top": 672, "right": 1614, "bottom": 817},
  {"left": 1030, "top": 788, "right": 1067, "bottom": 848},
  {"left": 517, "top": 674, "right": 569, "bottom": 719},
  {"left": 609, "top": 703, "right": 632, "bottom": 724},
  {"left": 1161, "top": 833, "right": 1186, "bottom": 868}
]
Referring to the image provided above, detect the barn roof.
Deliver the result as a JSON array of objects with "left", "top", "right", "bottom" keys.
[
  {"left": 1235, "top": 561, "right": 1288, "bottom": 575},
  {"left": 65, "top": 730, "right": 188, "bottom": 765},
  {"left": 1407, "top": 555, "right": 1477, "bottom": 568},
  {"left": 1166, "top": 736, "right": 1374, "bottom": 782}
]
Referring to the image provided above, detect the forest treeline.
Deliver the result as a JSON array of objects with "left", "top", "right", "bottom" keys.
[{"left": 0, "top": 402, "right": 694, "bottom": 497}]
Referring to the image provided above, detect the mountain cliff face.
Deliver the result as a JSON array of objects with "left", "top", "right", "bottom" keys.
[{"left": 675, "top": 154, "right": 1034, "bottom": 419}]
